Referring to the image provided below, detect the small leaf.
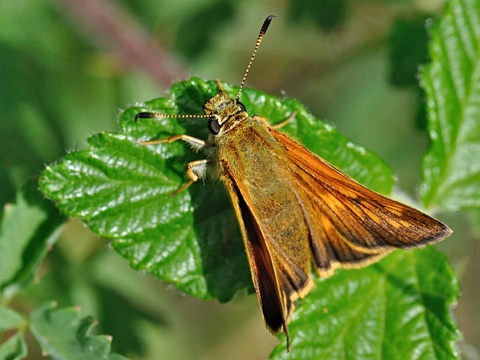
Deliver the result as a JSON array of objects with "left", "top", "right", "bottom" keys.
[
  {"left": 29, "top": 302, "right": 128, "bottom": 360},
  {"left": 0, "top": 332, "right": 27, "bottom": 360},
  {"left": 270, "top": 248, "right": 460, "bottom": 359},
  {"left": 0, "top": 181, "right": 64, "bottom": 298},
  {"left": 0, "top": 307, "right": 27, "bottom": 360},
  {"left": 39, "top": 77, "right": 394, "bottom": 301},
  {"left": 421, "top": 0, "right": 480, "bottom": 210},
  {"left": 0, "top": 306, "right": 25, "bottom": 331}
]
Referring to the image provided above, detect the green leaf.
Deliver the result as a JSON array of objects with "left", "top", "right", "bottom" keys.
[
  {"left": 0, "top": 307, "right": 27, "bottom": 359},
  {"left": 421, "top": 0, "right": 480, "bottom": 210},
  {"left": 0, "top": 333, "right": 27, "bottom": 360},
  {"left": 29, "top": 302, "right": 128, "bottom": 360},
  {"left": 0, "top": 181, "right": 64, "bottom": 299},
  {"left": 39, "top": 77, "right": 394, "bottom": 301},
  {"left": 270, "top": 248, "right": 460, "bottom": 359},
  {"left": 0, "top": 306, "right": 25, "bottom": 331}
]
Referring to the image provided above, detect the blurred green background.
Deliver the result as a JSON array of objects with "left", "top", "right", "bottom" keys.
[{"left": 1, "top": 0, "right": 478, "bottom": 359}]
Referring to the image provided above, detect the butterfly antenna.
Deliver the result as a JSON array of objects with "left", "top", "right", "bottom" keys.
[
  {"left": 235, "top": 15, "right": 276, "bottom": 102},
  {"left": 135, "top": 112, "right": 209, "bottom": 120}
]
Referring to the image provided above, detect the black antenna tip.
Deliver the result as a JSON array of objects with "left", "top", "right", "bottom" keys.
[
  {"left": 261, "top": 15, "right": 277, "bottom": 33},
  {"left": 135, "top": 112, "right": 157, "bottom": 121}
]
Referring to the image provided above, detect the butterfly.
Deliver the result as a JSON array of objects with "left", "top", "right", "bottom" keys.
[{"left": 136, "top": 16, "right": 452, "bottom": 350}]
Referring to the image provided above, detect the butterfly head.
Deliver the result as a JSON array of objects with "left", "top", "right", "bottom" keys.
[{"left": 203, "top": 90, "right": 248, "bottom": 135}]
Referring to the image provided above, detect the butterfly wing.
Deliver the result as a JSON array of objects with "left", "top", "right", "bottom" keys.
[
  {"left": 216, "top": 123, "right": 314, "bottom": 348},
  {"left": 270, "top": 128, "right": 452, "bottom": 277}
]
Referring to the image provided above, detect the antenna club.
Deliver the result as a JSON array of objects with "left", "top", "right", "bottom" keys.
[
  {"left": 261, "top": 15, "right": 277, "bottom": 34},
  {"left": 235, "top": 15, "right": 277, "bottom": 101},
  {"left": 135, "top": 112, "right": 159, "bottom": 120}
]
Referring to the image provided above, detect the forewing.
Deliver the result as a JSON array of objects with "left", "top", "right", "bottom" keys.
[
  {"left": 270, "top": 129, "right": 452, "bottom": 277},
  {"left": 221, "top": 163, "right": 313, "bottom": 340}
]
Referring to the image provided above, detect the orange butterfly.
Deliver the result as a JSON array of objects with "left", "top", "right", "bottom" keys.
[{"left": 136, "top": 16, "right": 451, "bottom": 350}]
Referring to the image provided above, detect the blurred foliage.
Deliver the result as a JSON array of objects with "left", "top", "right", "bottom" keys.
[
  {"left": 388, "top": 16, "right": 431, "bottom": 129},
  {"left": 389, "top": 16, "right": 430, "bottom": 87},
  {"left": 174, "top": 1, "right": 236, "bottom": 60},
  {"left": 287, "top": 0, "right": 348, "bottom": 31},
  {"left": 1, "top": 0, "right": 479, "bottom": 359}
]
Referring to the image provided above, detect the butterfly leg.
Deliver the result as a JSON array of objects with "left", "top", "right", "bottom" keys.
[
  {"left": 167, "top": 159, "right": 214, "bottom": 195},
  {"left": 215, "top": 79, "right": 224, "bottom": 91},
  {"left": 137, "top": 135, "right": 215, "bottom": 195},
  {"left": 255, "top": 112, "right": 297, "bottom": 129},
  {"left": 137, "top": 134, "right": 212, "bottom": 152}
]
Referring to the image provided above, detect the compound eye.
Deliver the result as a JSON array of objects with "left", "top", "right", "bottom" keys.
[
  {"left": 237, "top": 101, "right": 246, "bottom": 112},
  {"left": 208, "top": 118, "right": 221, "bottom": 135}
]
